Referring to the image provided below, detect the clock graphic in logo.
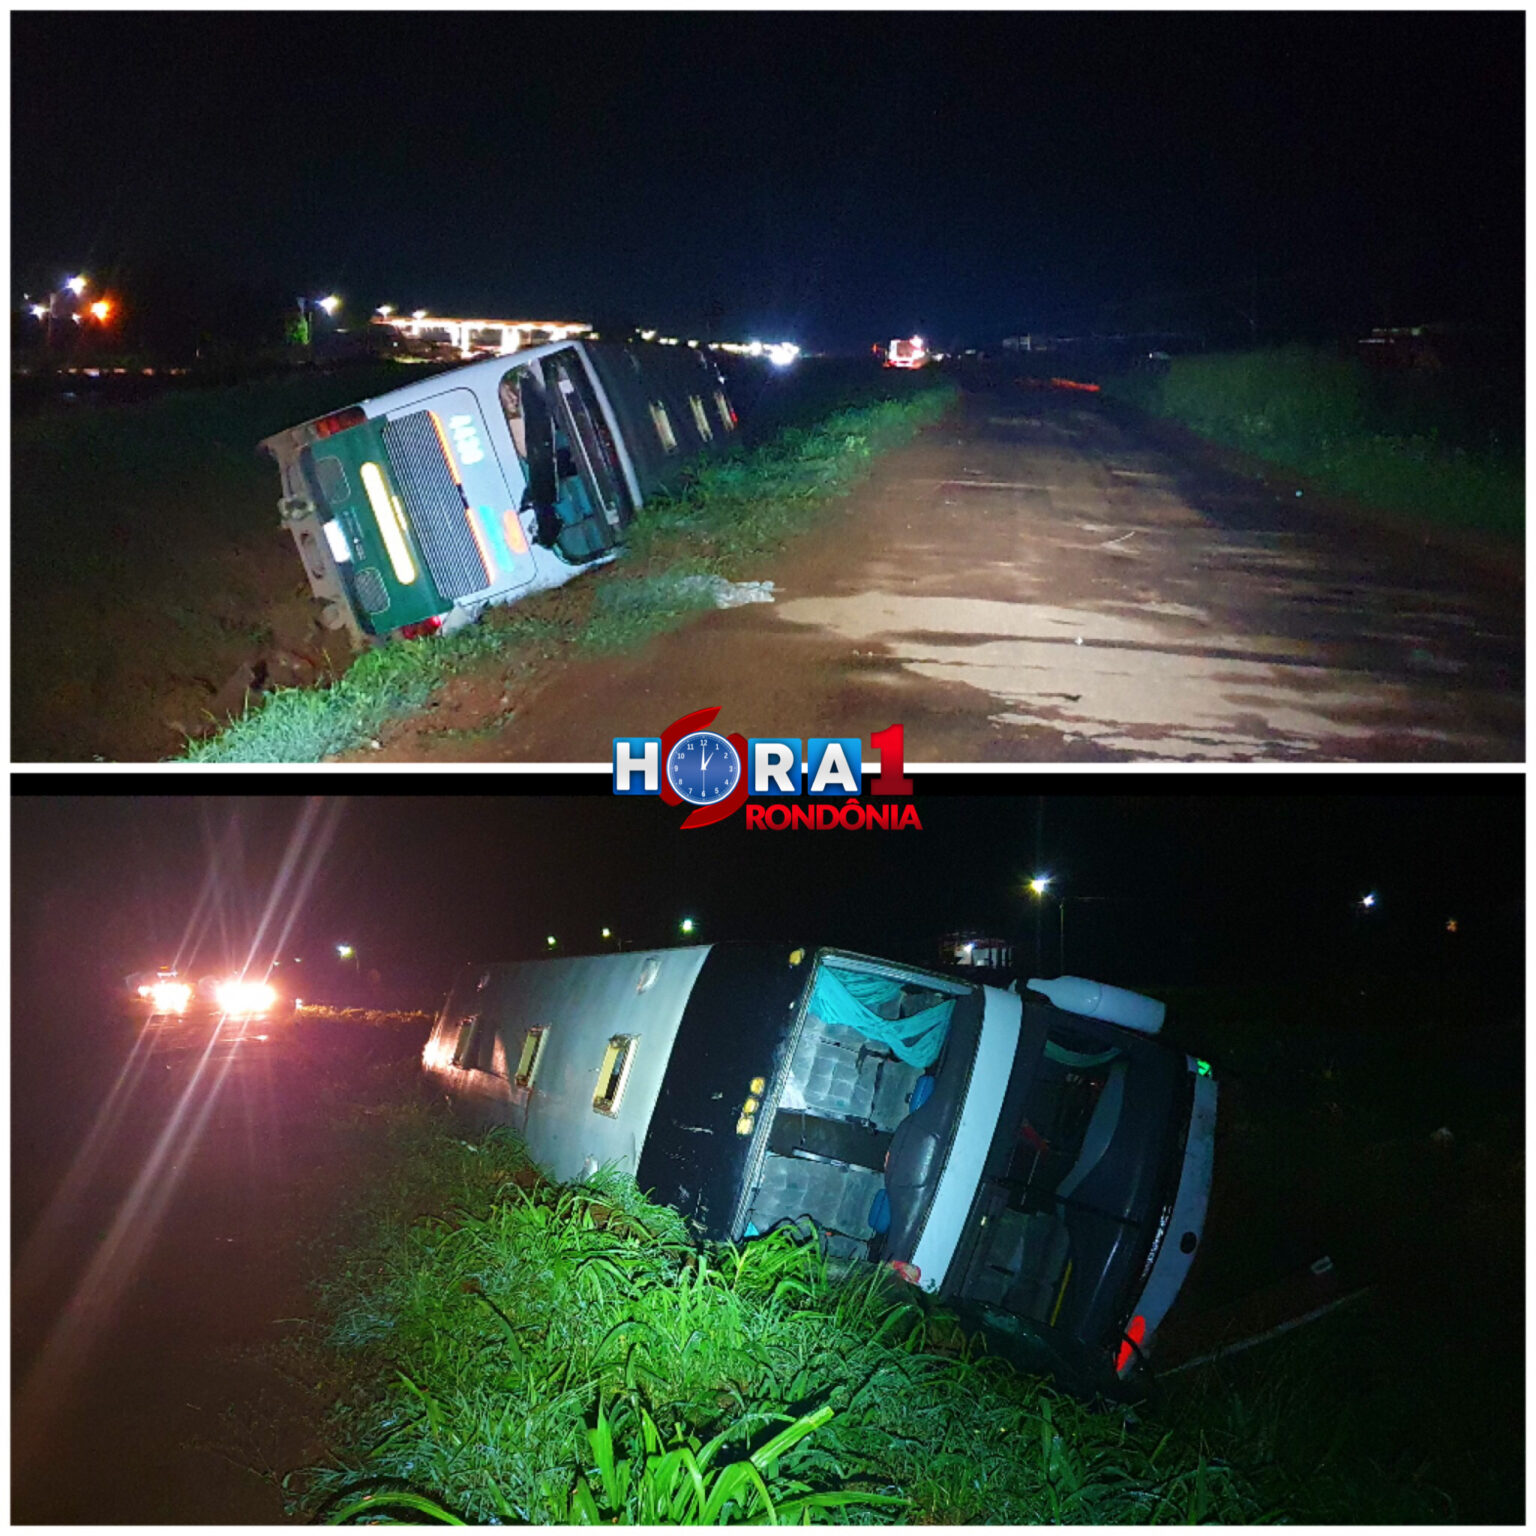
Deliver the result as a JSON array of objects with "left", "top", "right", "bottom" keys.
[{"left": 665, "top": 729, "right": 742, "bottom": 806}]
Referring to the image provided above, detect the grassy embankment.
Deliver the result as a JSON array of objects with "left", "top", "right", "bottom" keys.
[
  {"left": 11, "top": 362, "right": 430, "bottom": 763},
  {"left": 269, "top": 1052, "right": 1494, "bottom": 1525},
  {"left": 288, "top": 1112, "right": 1266, "bottom": 1525},
  {"left": 185, "top": 368, "right": 955, "bottom": 763},
  {"left": 1101, "top": 345, "right": 1523, "bottom": 540}
]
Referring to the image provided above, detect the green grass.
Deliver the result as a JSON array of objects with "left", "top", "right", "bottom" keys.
[
  {"left": 271, "top": 1003, "right": 1521, "bottom": 1526},
  {"left": 286, "top": 1110, "right": 1281, "bottom": 1525},
  {"left": 184, "top": 381, "right": 955, "bottom": 762},
  {"left": 1101, "top": 345, "right": 1524, "bottom": 539}
]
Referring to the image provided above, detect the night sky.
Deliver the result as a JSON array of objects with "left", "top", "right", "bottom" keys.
[
  {"left": 12, "top": 11, "right": 1523, "bottom": 350},
  {"left": 12, "top": 783, "right": 1524, "bottom": 1012}
]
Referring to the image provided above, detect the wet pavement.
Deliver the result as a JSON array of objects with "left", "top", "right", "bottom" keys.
[{"left": 369, "top": 386, "right": 1523, "bottom": 763}]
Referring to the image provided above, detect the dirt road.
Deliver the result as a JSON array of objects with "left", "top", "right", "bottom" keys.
[{"left": 363, "top": 386, "right": 1524, "bottom": 763}]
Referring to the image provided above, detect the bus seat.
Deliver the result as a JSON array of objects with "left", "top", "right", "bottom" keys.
[{"left": 1055, "top": 1059, "right": 1130, "bottom": 1207}]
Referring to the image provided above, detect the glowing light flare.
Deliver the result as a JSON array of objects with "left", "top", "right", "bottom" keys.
[
  {"left": 322, "top": 520, "right": 352, "bottom": 563},
  {"left": 148, "top": 980, "right": 192, "bottom": 1013},
  {"left": 427, "top": 411, "right": 464, "bottom": 484},
  {"left": 66, "top": 274, "right": 87, "bottom": 295},
  {"left": 29, "top": 303, "right": 47, "bottom": 318},
  {"left": 360, "top": 461, "right": 418, "bottom": 584},
  {"left": 1028, "top": 876, "right": 1052, "bottom": 896},
  {"left": 318, "top": 294, "right": 341, "bottom": 315},
  {"left": 214, "top": 979, "right": 277, "bottom": 1016},
  {"left": 680, "top": 918, "right": 696, "bottom": 935},
  {"left": 88, "top": 299, "right": 114, "bottom": 322}
]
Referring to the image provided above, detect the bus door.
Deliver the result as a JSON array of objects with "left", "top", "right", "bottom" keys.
[{"left": 544, "top": 349, "right": 634, "bottom": 541}]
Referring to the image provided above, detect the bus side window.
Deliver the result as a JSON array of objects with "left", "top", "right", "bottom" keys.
[
  {"left": 593, "top": 1034, "right": 639, "bottom": 1116},
  {"left": 650, "top": 401, "right": 678, "bottom": 452},
  {"left": 515, "top": 1026, "right": 548, "bottom": 1089},
  {"left": 452, "top": 1014, "right": 481, "bottom": 1069},
  {"left": 498, "top": 370, "right": 530, "bottom": 467}
]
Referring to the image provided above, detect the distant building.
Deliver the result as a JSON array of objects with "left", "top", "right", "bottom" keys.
[
  {"left": 939, "top": 932, "right": 1014, "bottom": 971},
  {"left": 1354, "top": 323, "right": 1452, "bottom": 373},
  {"left": 372, "top": 314, "right": 592, "bottom": 361}
]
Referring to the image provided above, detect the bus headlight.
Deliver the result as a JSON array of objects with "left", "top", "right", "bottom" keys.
[{"left": 215, "top": 980, "right": 277, "bottom": 1016}]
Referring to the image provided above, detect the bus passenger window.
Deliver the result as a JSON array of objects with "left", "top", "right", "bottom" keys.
[
  {"left": 515, "top": 1026, "right": 548, "bottom": 1089},
  {"left": 593, "top": 1034, "right": 639, "bottom": 1116},
  {"left": 650, "top": 402, "right": 678, "bottom": 452},
  {"left": 498, "top": 371, "right": 530, "bottom": 465}
]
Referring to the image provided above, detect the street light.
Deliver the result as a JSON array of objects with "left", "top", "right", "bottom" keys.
[
  {"left": 546, "top": 935, "right": 558, "bottom": 949},
  {"left": 601, "top": 927, "right": 612, "bottom": 940},
  {"left": 319, "top": 294, "right": 341, "bottom": 316},
  {"left": 680, "top": 918, "right": 696, "bottom": 936},
  {"left": 1360, "top": 893, "right": 1377, "bottom": 909}
]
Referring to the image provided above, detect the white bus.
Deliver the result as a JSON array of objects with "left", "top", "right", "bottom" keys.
[
  {"left": 261, "top": 340, "right": 738, "bottom": 645},
  {"left": 423, "top": 941, "right": 1217, "bottom": 1390}
]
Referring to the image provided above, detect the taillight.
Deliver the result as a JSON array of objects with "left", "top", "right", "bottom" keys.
[
  {"left": 1116, "top": 1314, "right": 1147, "bottom": 1374},
  {"left": 397, "top": 616, "right": 444, "bottom": 640},
  {"left": 312, "top": 406, "right": 367, "bottom": 439}
]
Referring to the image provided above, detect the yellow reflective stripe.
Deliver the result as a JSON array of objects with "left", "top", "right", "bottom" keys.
[
  {"left": 360, "top": 461, "right": 417, "bottom": 584},
  {"left": 466, "top": 506, "right": 497, "bottom": 581}
]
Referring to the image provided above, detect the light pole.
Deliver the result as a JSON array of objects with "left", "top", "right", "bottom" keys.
[
  {"left": 1027, "top": 880, "right": 1136, "bottom": 974},
  {"left": 1027, "top": 876, "right": 1054, "bottom": 972}
]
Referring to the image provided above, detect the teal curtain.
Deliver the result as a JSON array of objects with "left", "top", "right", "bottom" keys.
[{"left": 810, "top": 966, "right": 953, "bottom": 1069}]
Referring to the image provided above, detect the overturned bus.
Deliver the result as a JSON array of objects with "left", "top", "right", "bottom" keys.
[
  {"left": 260, "top": 340, "right": 738, "bottom": 645},
  {"left": 422, "top": 942, "right": 1217, "bottom": 1391}
]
